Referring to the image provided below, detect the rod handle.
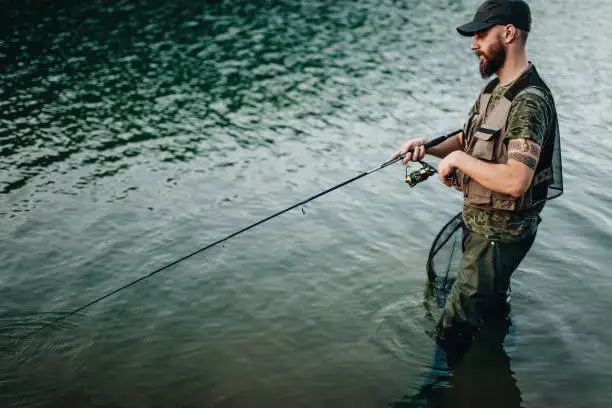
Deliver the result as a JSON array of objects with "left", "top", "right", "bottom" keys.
[{"left": 423, "top": 128, "right": 462, "bottom": 149}]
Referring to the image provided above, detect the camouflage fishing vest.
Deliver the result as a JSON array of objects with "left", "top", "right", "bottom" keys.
[{"left": 458, "top": 64, "right": 561, "bottom": 211}]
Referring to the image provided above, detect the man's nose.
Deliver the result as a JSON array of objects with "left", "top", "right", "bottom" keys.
[{"left": 471, "top": 37, "right": 479, "bottom": 50}]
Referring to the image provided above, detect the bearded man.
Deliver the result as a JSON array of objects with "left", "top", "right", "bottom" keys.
[{"left": 390, "top": 0, "right": 563, "bottom": 361}]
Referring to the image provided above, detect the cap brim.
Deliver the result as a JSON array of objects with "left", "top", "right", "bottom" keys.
[{"left": 456, "top": 21, "right": 496, "bottom": 36}]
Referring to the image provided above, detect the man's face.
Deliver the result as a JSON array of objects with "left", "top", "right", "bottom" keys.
[{"left": 471, "top": 26, "right": 506, "bottom": 78}]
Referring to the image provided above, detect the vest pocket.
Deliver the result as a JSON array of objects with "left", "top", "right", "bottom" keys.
[
  {"left": 464, "top": 125, "right": 500, "bottom": 206},
  {"left": 471, "top": 127, "right": 498, "bottom": 161},
  {"left": 466, "top": 180, "right": 491, "bottom": 205}
]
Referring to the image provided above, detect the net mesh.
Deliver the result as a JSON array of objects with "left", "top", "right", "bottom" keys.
[
  {"left": 547, "top": 119, "right": 563, "bottom": 200},
  {"left": 426, "top": 212, "right": 464, "bottom": 301}
]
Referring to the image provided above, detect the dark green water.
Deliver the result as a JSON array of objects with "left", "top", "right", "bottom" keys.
[{"left": 2, "top": 0, "right": 612, "bottom": 407}]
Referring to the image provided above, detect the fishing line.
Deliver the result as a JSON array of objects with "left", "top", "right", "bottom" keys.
[{"left": 3, "top": 129, "right": 461, "bottom": 351}]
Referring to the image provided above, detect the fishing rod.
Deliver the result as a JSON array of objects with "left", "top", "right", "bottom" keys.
[{"left": 3, "top": 128, "right": 462, "bottom": 351}]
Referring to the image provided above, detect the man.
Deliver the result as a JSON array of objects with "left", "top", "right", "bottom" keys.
[{"left": 390, "top": 0, "right": 563, "bottom": 361}]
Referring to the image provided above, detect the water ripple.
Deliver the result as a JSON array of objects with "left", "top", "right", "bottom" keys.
[{"left": 2, "top": 0, "right": 612, "bottom": 407}]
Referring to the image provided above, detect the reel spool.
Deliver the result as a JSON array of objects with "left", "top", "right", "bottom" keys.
[{"left": 405, "top": 161, "right": 437, "bottom": 187}]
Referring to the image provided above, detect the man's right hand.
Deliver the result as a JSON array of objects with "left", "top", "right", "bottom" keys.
[{"left": 389, "top": 138, "right": 428, "bottom": 164}]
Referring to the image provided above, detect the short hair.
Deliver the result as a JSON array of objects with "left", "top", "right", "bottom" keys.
[{"left": 517, "top": 28, "right": 529, "bottom": 45}]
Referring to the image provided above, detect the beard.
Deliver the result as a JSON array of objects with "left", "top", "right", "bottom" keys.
[{"left": 477, "top": 41, "right": 506, "bottom": 78}]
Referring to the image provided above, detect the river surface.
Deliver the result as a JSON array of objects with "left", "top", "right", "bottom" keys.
[{"left": 1, "top": 0, "right": 611, "bottom": 407}]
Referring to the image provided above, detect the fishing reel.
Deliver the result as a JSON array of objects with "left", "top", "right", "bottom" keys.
[{"left": 405, "top": 161, "right": 437, "bottom": 187}]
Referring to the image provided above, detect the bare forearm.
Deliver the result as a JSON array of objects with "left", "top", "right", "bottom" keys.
[
  {"left": 453, "top": 152, "right": 526, "bottom": 198},
  {"left": 426, "top": 133, "right": 463, "bottom": 159}
]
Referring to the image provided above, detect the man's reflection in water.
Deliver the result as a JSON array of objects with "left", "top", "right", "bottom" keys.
[{"left": 389, "top": 282, "right": 523, "bottom": 408}]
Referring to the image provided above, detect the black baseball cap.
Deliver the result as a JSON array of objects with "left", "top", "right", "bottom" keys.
[{"left": 456, "top": 0, "right": 531, "bottom": 36}]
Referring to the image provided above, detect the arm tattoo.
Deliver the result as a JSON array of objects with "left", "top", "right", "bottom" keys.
[
  {"left": 528, "top": 143, "right": 541, "bottom": 156},
  {"left": 508, "top": 139, "right": 541, "bottom": 156},
  {"left": 508, "top": 152, "right": 537, "bottom": 169},
  {"left": 508, "top": 139, "right": 530, "bottom": 152}
]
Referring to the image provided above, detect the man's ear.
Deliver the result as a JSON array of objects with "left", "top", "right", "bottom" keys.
[{"left": 504, "top": 25, "right": 517, "bottom": 42}]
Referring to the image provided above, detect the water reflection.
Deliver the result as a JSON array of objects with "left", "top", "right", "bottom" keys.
[{"left": 389, "top": 282, "right": 522, "bottom": 408}]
